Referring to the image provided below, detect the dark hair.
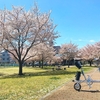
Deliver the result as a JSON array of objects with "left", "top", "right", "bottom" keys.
[{"left": 75, "top": 61, "right": 82, "bottom": 69}]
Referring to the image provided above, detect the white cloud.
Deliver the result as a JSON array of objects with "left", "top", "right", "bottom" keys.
[
  {"left": 78, "top": 39, "right": 82, "bottom": 41},
  {"left": 89, "top": 40, "right": 95, "bottom": 43},
  {"left": 72, "top": 39, "right": 85, "bottom": 42},
  {"left": 64, "top": 37, "right": 96, "bottom": 43},
  {"left": 72, "top": 39, "right": 95, "bottom": 43}
]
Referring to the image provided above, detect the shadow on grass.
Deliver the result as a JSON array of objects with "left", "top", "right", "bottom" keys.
[
  {"left": 0, "top": 70, "right": 76, "bottom": 79},
  {"left": 0, "top": 73, "right": 5, "bottom": 76}
]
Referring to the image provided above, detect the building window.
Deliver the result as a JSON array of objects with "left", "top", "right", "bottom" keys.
[
  {"left": 7, "top": 58, "right": 9, "bottom": 60},
  {"left": 3, "top": 58, "right": 5, "bottom": 60}
]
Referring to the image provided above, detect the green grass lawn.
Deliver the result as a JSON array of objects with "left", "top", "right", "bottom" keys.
[{"left": 0, "top": 66, "right": 94, "bottom": 100}]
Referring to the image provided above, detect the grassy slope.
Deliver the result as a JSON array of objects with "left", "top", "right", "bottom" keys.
[{"left": 0, "top": 66, "right": 94, "bottom": 100}]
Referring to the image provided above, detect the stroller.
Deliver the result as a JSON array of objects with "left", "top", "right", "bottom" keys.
[{"left": 73, "top": 61, "right": 100, "bottom": 91}]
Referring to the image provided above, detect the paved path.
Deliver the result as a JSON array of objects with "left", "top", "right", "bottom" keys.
[{"left": 41, "top": 68, "right": 100, "bottom": 100}]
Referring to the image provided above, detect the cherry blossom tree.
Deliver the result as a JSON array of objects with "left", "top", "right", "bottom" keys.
[
  {"left": 94, "top": 42, "right": 100, "bottom": 58},
  {"left": 29, "top": 43, "right": 56, "bottom": 68},
  {"left": 0, "top": 5, "right": 58, "bottom": 75},
  {"left": 79, "top": 44, "right": 95, "bottom": 66},
  {"left": 59, "top": 42, "right": 78, "bottom": 67},
  {"left": 92, "top": 41, "right": 100, "bottom": 66}
]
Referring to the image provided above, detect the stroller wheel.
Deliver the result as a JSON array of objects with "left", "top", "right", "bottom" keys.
[{"left": 74, "top": 83, "right": 81, "bottom": 91}]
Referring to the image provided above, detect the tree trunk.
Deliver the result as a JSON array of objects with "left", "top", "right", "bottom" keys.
[
  {"left": 90, "top": 62, "right": 92, "bottom": 66},
  {"left": 32, "top": 61, "right": 35, "bottom": 67},
  {"left": 67, "top": 60, "right": 70, "bottom": 68},
  {"left": 88, "top": 60, "right": 92, "bottom": 66},
  {"left": 39, "top": 61, "right": 41, "bottom": 67},
  {"left": 18, "top": 61, "right": 23, "bottom": 75},
  {"left": 41, "top": 59, "right": 44, "bottom": 68}
]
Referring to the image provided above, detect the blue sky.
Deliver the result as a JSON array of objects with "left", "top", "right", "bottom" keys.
[{"left": 0, "top": 0, "right": 100, "bottom": 48}]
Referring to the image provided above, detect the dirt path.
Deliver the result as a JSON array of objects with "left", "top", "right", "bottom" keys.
[{"left": 40, "top": 68, "right": 100, "bottom": 100}]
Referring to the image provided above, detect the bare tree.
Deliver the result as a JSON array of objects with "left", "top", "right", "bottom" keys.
[
  {"left": 60, "top": 42, "right": 78, "bottom": 67},
  {"left": 0, "top": 5, "right": 58, "bottom": 75}
]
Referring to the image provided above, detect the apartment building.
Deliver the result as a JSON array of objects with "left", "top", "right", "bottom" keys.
[{"left": 0, "top": 50, "right": 11, "bottom": 63}]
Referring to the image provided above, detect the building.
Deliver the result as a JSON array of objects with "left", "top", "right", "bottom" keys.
[
  {"left": 0, "top": 50, "right": 16, "bottom": 66},
  {"left": 0, "top": 50, "right": 11, "bottom": 63}
]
